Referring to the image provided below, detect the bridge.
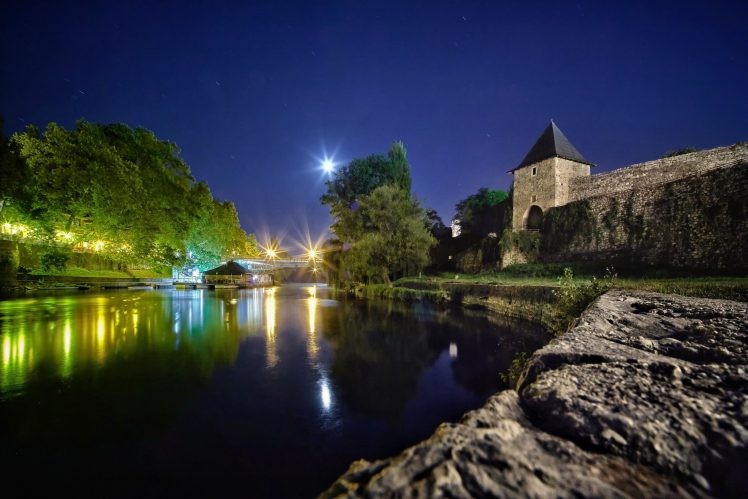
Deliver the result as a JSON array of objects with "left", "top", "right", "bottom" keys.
[{"left": 233, "top": 257, "right": 317, "bottom": 274}]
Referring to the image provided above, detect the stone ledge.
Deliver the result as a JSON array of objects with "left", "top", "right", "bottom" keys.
[{"left": 322, "top": 290, "right": 747, "bottom": 498}]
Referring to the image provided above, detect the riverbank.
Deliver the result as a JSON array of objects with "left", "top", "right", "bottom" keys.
[
  {"left": 361, "top": 273, "right": 748, "bottom": 335},
  {"left": 322, "top": 289, "right": 748, "bottom": 497}
]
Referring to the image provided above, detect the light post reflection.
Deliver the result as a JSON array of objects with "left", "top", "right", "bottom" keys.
[
  {"left": 307, "top": 294, "right": 319, "bottom": 360},
  {"left": 62, "top": 317, "right": 73, "bottom": 378},
  {"left": 264, "top": 288, "right": 278, "bottom": 368}
]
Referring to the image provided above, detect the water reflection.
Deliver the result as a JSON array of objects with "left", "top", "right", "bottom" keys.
[
  {"left": 307, "top": 293, "right": 319, "bottom": 360},
  {"left": 264, "top": 287, "right": 278, "bottom": 368},
  {"left": 0, "top": 286, "right": 548, "bottom": 498},
  {"left": 0, "top": 290, "right": 278, "bottom": 394}
]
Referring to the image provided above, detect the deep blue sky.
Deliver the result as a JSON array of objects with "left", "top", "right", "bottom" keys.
[{"left": 2, "top": 1, "right": 746, "bottom": 242}]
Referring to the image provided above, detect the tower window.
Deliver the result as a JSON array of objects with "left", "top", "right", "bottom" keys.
[
  {"left": 531, "top": 166, "right": 537, "bottom": 176},
  {"left": 531, "top": 195, "right": 537, "bottom": 202}
]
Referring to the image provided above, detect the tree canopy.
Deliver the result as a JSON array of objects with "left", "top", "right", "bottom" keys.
[
  {"left": 321, "top": 142, "right": 434, "bottom": 284},
  {"left": 454, "top": 187, "right": 509, "bottom": 236},
  {"left": 1, "top": 119, "right": 257, "bottom": 270},
  {"left": 340, "top": 185, "right": 435, "bottom": 284},
  {"left": 321, "top": 141, "right": 412, "bottom": 208}
]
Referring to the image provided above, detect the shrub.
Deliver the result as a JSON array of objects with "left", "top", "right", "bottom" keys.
[
  {"left": 500, "top": 351, "right": 529, "bottom": 390},
  {"left": 40, "top": 248, "right": 70, "bottom": 272},
  {"left": 499, "top": 229, "right": 541, "bottom": 259},
  {"left": 554, "top": 266, "right": 617, "bottom": 329},
  {"left": 361, "top": 283, "right": 448, "bottom": 303},
  {"left": 662, "top": 147, "right": 697, "bottom": 158}
]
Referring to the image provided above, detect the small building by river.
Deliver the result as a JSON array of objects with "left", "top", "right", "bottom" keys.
[{"left": 203, "top": 260, "right": 270, "bottom": 286}]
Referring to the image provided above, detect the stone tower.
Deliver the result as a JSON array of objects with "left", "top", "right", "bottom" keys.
[{"left": 509, "top": 121, "right": 593, "bottom": 231}]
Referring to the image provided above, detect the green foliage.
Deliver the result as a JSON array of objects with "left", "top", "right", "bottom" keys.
[
  {"left": 340, "top": 185, "right": 436, "bottom": 284},
  {"left": 454, "top": 188, "right": 509, "bottom": 236},
  {"left": 499, "top": 229, "right": 541, "bottom": 259},
  {"left": 6, "top": 120, "right": 256, "bottom": 270},
  {"left": 322, "top": 143, "right": 434, "bottom": 285},
  {"left": 320, "top": 141, "right": 412, "bottom": 208},
  {"left": 39, "top": 247, "right": 70, "bottom": 272},
  {"left": 0, "top": 116, "right": 32, "bottom": 214},
  {"left": 425, "top": 208, "right": 450, "bottom": 238},
  {"left": 362, "top": 283, "right": 448, "bottom": 303},
  {"left": 554, "top": 267, "right": 617, "bottom": 329},
  {"left": 501, "top": 262, "right": 572, "bottom": 278},
  {"left": 480, "top": 235, "right": 501, "bottom": 266},
  {"left": 500, "top": 351, "right": 529, "bottom": 389},
  {"left": 662, "top": 147, "right": 697, "bottom": 158}
]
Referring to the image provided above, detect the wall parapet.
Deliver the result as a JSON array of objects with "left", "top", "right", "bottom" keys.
[{"left": 569, "top": 143, "right": 748, "bottom": 202}]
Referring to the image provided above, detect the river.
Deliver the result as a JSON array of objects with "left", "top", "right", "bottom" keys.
[{"left": 0, "top": 284, "right": 548, "bottom": 497}]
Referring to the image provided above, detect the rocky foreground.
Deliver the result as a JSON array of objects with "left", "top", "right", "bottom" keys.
[{"left": 322, "top": 290, "right": 748, "bottom": 498}]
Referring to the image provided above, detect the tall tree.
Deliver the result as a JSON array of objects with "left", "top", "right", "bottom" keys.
[
  {"left": 340, "top": 185, "right": 435, "bottom": 284},
  {"left": 321, "top": 142, "right": 432, "bottom": 284}
]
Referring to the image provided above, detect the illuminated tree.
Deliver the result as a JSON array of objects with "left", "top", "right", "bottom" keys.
[{"left": 8, "top": 120, "right": 257, "bottom": 270}]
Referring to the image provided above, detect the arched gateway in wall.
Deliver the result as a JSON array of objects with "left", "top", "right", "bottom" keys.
[{"left": 524, "top": 205, "right": 543, "bottom": 231}]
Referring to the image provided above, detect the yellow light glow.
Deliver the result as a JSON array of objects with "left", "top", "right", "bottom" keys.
[
  {"left": 62, "top": 317, "right": 73, "bottom": 378},
  {"left": 96, "top": 309, "right": 106, "bottom": 363},
  {"left": 265, "top": 291, "right": 278, "bottom": 367},
  {"left": 322, "top": 159, "right": 334, "bottom": 173},
  {"left": 307, "top": 296, "right": 318, "bottom": 359},
  {"left": 308, "top": 297, "right": 317, "bottom": 334},
  {"left": 64, "top": 320, "right": 72, "bottom": 355},
  {"left": 17, "top": 333, "right": 25, "bottom": 363},
  {"left": 2, "top": 335, "right": 10, "bottom": 367}
]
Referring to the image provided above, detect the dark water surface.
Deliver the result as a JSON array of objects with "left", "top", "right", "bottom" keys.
[{"left": 0, "top": 285, "right": 548, "bottom": 497}]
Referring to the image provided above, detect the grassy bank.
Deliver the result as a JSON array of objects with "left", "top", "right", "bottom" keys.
[
  {"left": 29, "top": 267, "right": 169, "bottom": 279},
  {"left": 416, "top": 262, "right": 748, "bottom": 302},
  {"left": 361, "top": 264, "right": 747, "bottom": 336},
  {"left": 358, "top": 283, "right": 449, "bottom": 303}
]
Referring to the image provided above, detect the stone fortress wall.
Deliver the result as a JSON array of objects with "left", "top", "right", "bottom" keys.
[
  {"left": 568, "top": 144, "right": 746, "bottom": 202},
  {"left": 540, "top": 143, "right": 748, "bottom": 270}
]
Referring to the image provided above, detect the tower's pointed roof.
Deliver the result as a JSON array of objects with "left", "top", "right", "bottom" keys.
[{"left": 509, "top": 121, "right": 593, "bottom": 172}]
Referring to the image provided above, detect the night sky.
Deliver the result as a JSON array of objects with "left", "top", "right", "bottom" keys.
[{"left": 2, "top": 1, "right": 746, "bottom": 241}]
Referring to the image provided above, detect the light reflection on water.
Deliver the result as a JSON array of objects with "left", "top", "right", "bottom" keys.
[{"left": 0, "top": 284, "right": 548, "bottom": 497}]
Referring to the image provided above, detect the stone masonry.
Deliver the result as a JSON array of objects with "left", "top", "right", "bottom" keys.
[
  {"left": 543, "top": 145, "right": 748, "bottom": 270},
  {"left": 511, "top": 156, "right": 590, "bottom": 231},
  {"left": 322, "top": 290, "right": 748, "bottom": 498},
  {"left": 509, "top": 120, "right": 747, "bottom": 270}
]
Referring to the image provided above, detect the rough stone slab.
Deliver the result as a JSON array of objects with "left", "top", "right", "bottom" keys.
[
  {"left": 322, "top": 391, "right": 702, "bottom": 498},
  {"left": 322, "top": 290, "right": 747, "bottom": 498},
  {"left": 520, "top": 290, "right": 748, "bottom": 497}
]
